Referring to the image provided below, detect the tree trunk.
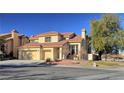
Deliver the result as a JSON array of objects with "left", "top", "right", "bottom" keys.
[{"left": 98, "top": 51, "right": 103, "bottom": 60}]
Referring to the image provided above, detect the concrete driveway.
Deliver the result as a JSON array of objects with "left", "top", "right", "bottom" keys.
[
  {"left": 1, "top": 63, "right": 124, "bottom": 79},
  {"left": 0, "top": 60, "right": 45, "bottom": 66}
]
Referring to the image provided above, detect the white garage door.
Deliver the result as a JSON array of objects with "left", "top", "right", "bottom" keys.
[{"left": 21, "top": 50, "right": 39, "bottom": 60}]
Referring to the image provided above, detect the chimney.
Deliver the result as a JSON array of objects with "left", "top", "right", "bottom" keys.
[
  {"left": 11, "top": 29, "right": 19, "bottom": 38},
  {"left": 81, "top": 28, "right": 86, "bottom": 40},
  {"left": 11, "top": 29, "right": 19, "bottom": 58}
]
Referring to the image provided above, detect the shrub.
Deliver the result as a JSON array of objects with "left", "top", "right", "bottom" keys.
[
  {"left": 0, "top": 54, "right": 4, "bottom": 61},
  {"left": 46, "top": 58, "right": 51, "bottom": 62}
]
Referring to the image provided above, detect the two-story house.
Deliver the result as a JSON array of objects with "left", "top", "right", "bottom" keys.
[
  {"left": 0, "top": 29, "right": 29, "bottom": 58},
  {"left": 18, "top": 28, "right": 87, "bottom": 61}
]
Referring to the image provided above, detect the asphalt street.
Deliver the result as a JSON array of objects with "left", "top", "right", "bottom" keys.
[{"left": 0, "top": 65, "right": 124, "bottom": 80}]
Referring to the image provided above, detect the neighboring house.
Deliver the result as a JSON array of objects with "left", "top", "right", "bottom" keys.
[
  {"left": 118, "top": 48, "right": 124, "bottom": 57},
  {"left": 0, "top": 29, "right": 29, "bottom": 58},
  {"left": 18, "top": 28, "right": 87, "bottom": 61}
]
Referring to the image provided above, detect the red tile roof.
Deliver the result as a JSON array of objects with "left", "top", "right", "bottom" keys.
[
  {"left": 68, "top": 35, "right": 83, "bottom": 43},
  {"left": 40, "top": 31, "right": 61, "bottom": 36},
  {"left": 41, "top": 40, "right": 68, "bottom": 48},
  {"left": 30, "top": 31, "right": 61, "bottom": 40},
  {"left": 5, "top": 37, "right": 13, "bottom": 41},
  {"left": 30, "top": 31, "right": 76, "bottom": 40},
  {"left": 61, "top": 32, "right": 75, "bottom": 38},
  {"left": 30, "top": 36, "right": 39, "bottom": 40},
  {"left": 19, "top": 40, "right": 68, "bottom": 48},
  {"left": 21, "top": 31, "right": 83, "bottom": 49},
  {"left": 0, "top": 33, "right": 12, "bottom": 39},
  {"left": 20, "top": 35, "right": 83, "bottom": 49},
  {"left": 19, "top": 42, "right": 42, "bottom": 48}
]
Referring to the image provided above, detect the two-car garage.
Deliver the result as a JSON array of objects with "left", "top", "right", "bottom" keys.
[
  {"left": 18, "top": 47, "right": 54, "bottom": 61},
  {"left": 18, "top": 48, "right": 41, "bottom": 60}
]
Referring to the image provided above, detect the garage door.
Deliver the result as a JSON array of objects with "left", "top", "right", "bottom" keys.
[
  {"left": 21, "top": 50, "right": 39, "bottom": 60},
  {"left": 44, "top": 50, "right": 52, "bottom": 60},
  {"left": 32, "top": 51, "right": 39, "bottom": 60},
  {"left": 21, "top": 51, "right": 31, "bottom": 60}
]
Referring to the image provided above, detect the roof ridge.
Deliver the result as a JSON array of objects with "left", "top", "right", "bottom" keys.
[{"left": 0, "top": 33, "right": 11, "bottom": 36}]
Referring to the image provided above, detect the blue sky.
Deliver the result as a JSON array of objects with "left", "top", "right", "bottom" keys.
[{"left": 0, "top": 13, "right": 124, "bottom": 36}]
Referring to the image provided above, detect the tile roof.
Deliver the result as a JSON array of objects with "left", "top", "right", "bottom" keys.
[
  {"left": 19, "top": 40, "right": 68, "bottom": 48},
  {"left": 30, "top": 31, "right": 76, "bottom": 40},
  {"left": 0, "top": 33, "right": 11, "bottom": 36},
  {"left": 30, "top": 31, "right": 61, "bottom": 40},
  {"left": 20, "top": 33, "right": 83, "bottom": 49},
  {"left": 40, "top": 31, "right": 61, "bottom": 36},
  {"left": 30, "top": 36, "right": 39, "bottom": 40},
  {"left": 5, "top": 37, "right": 13, "bottom": 41},
  {"left": 19, "top": 42, "right": 42, "bottom": 48},
  {"left": 19, "top": 34, "right": 29, "bottom": 39},
  {"left": 20, "top": 35, "right": 83, "bottom": 49},
  {"left": 0, "top": 33, "right": 12, "bottom": 39},
  {"left": 0, "top": 29, "right": 18, "bottom": 39},
  {"left": 41, "top": 40, "right": 68, "bottom": 48},
  {"left": 61, "top": 32, "right": 75, "bottom": 38},
  {"left": 68, "top": 35, "right": 83, "bottom": 43}
]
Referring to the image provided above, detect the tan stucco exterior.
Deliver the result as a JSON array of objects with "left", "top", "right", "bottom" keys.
[
  {"left": 38, "top": 35, "right": 60, "bottom": 43},
  {"left": 12, "top": 31, "right": 19, "bottom": 57},
  {"left": 4, "top": 39, "right": 13, "bottom": 55},
  {"left": 0, "top": 29, "right": 29, "bottom": 58},
  {"left": 43, "top": 48, "right": 54, "bottom": 60},
  {"left": 19, "top": 30, "right": 87, "bottom": 61},
  {"left": 39, "top": 37, "right": 45, "bottom": 43}
]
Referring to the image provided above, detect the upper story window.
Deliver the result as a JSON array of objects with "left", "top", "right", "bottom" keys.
[
  {"left": 45, "top": 37, "right": 51, "bottom": 42},
  {"left": 31, "top": 40, "right": 38, "bottom": 43}
]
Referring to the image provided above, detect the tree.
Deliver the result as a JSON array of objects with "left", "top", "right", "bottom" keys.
[
  {"left": 0, "top": 39, "right": 5, "bottom": 45},
  {"left": 0, "top": 39, "right": 5, "bottom": 52},
  {"left": 90, "top": 14, "right": 121, "bottom": 59},
  {"left": 79, "top": 46, "right": 87, "bottom": 60},
  {"left": 112, "top": 30, "right": 124, "bottom": 50}
]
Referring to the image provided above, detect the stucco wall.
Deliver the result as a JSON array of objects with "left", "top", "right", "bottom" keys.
[
  {"left": 12, "top": 31, "right": 19, "bottom": 58},
  {"left": 43, "top": 48, "right": 54, "bottom": 60},
  {"left": 38, "top": 36, "right": 60, "bottom": 43},
  {"left": 4, "top": 40, "right": 13, "bottom": 55},
  {"left": 30, "top": 39, "right": 39, "bottom": 43},
  {"left": 53, "top": 48, "right": 59, "bottom": 60},
  {"left": 21, "top": 37, "right": 30, "bottom": 45},
  {"left": 39, "top": 37, "right": 45, "bottom": 43},
  {"left": 51, "top": 36, "right": 59, "bottom": 42}
]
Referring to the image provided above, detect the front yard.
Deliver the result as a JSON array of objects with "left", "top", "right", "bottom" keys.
[
  {"left": 1, "top": 59, "right": 124, "bottom": 68},
  {"left": 83, "top": 61, "right": 124, "bottom": 67}
]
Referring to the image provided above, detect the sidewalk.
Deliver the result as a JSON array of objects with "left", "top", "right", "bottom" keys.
[{"left": 53, "top": 63, "right": 124, "bottom": 71}]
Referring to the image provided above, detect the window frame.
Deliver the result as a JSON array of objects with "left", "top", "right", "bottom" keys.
[{"left": 45, "top": 37, "right": 51, "bottom": 42}]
